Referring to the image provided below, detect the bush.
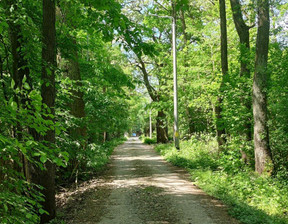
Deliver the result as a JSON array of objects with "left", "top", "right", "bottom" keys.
[
  {"left": 56, "top": 137, "right": 126, "bottom": 184},
  {"left": 143, "top": 137, "right": 157, "bottom": 144}
]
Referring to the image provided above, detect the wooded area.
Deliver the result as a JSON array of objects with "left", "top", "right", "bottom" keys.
[{"left": 0, "top": 0, "right": 287, "bottom": 223}]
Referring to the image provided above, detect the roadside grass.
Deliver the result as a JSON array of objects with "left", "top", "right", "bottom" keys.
[{"left": 155, "top": 135, "right": 288, "bottom": 224}]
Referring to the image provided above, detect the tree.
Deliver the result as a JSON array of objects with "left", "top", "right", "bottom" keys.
[
  {"left": 36, "top": 0, "right": 57, "bottom": 222},
  {"left": 229, "top": 0, "right": 254, "bottom": 162},
  {"left": 215, "top": 0, "right": 228, "bottom": 147},
  {"left": 230, "top": 0, "right": 253, "bottom": 140},
  {"left": 137, "top": 57, "right": 169, "bottom": 143},
  {"left": 253, "top": 0, "right": 272, "bottom": 174},
  {"left": 57, "top": 2, "right": 87, "bottom": 147},
  {"left": 120, "top": 0, "right": 170, "bottom": 143}
]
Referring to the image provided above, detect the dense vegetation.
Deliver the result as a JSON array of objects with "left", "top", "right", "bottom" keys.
[
  {"left": 156, "top": 137, "right": 288, "bottom": 224},
  {"left": 0, "top": 0, "right": 287, "bottom": 223},
  {"left": 0, "top": 0, "right": 136, "bottom": 223}
]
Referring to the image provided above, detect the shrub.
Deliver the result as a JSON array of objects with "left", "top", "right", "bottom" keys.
[{"left": 143, "top": 137, "right": 157, "bottom": 144}]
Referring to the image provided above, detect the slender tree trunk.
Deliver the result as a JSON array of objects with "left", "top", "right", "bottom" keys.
[
  {"left": 65, "top": 38, "right": 87, "bottom": 179},
  {"left": 137, "top": 57, "right": 168, "bottom": 143},
  {"left": 216, "top": 0, "right": 228, "bottom": 147},
  {"left": 57, "top": 5, "right": 87, "bottom": 143},
  {"left": 156, "top": 110, "right": 169, "bottom": 143},
  {"left": 253, "top": 0, "right": 272, "bottom": 174},
  {"left": 4, "top": 0, "right": 34, "bottom": 180},
  {"left": 102, "top": 86, "right": 107, "bottom": 142},
  {"left": 179, "top": 7, "right": 195, "bottom": 136},
  {"left": 6, "top": 1, "right": 28, "bottom": 141},
  {"left": 67, "top": 39, "right": 87, "bottom": 140},
  {"left": 0, "top": 52, "right": 7, "bottom": 182},
  {"left": 0, "top": 54, "right": 8, "bottom": 101},
  {"left": 230, "top": 0, "right": 252, "bottom": 142}
]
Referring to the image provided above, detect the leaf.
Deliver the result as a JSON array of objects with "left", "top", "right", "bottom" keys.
[
  {"left": 26, "top": 141, "right": 33, "bottom": 146},
  {"left": 55, "top": 127, "right": 61, "bottom": 135},
  {"left": 39, "top": 208, "right": 48, "bottom": 215},
  {"left": 53, "top": 157, "right": 64, "bottom": 166},
  {"left": 22, "top": 75, "right": 27, "bottom": 83},
  {"left": 11, "top": 79, "right": 15, "bottom": 89},
  {"left": 46, "top": 68, "right": 52, "bottom": 75},
  {"left": 33, "top": 152, "right": 41, "bottom": 156},
  {"left": 10, "top": 101, "right": 17, "bottom": 111},
  {"left": 40, "top": 154, "right": 47, "bottom": 163},
  {"left": 24, "top": 82, "right": 30, "bottom": 90},
  {"left": 20, "top": 145, "right": 27, "bottom": 154}
]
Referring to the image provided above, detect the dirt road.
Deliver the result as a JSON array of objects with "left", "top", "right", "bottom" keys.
[{"left": 58, "top": 138, "right": 238, "bottom": 224}]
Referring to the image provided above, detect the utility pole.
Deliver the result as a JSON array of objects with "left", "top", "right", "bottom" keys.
[{"left": 149, "top": 109, "right": 152, "bottom": 138}]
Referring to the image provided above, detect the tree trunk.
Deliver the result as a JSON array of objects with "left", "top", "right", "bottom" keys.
[
  {"left": 156, "top": 110, "right": 169, "bottom": 143},
  {"left": 6, "top": 0, "right": 30, "bottom": 141},
  {"left": 215, "top": 0, "right": 228, "bottom": 147},
  {"left": 137, "top": 56, "right": 169, "bottom": 143},
  {"left": 253, "top": 0, "right": 272, "bottom": 174},
  {"left": 0, "top": 54, "right": 8, "bottom": 101},
  {"left": 179, "top": 6, "right": 195, "bottom": 136},
  {"left": 102, "top": 86, "right": 107, "bottom": 142},
  {"left": 67, "top": 39, "right": 87, "bottom": 140},
  {"left": 31, "top": 0, "right": 57, "bottom": 222},
  {"left": 4, "top": 0, "right": 34, "bottom": 181},
  {"left": 230, "top": 0, "right": 252, "bottom": 142}
]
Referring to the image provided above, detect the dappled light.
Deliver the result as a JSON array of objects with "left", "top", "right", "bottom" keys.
[{"left": 58, "top": 138, "right": 238, "bottom": 224}]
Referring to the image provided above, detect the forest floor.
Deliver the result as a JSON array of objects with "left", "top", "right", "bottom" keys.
[{"left": 56, "top": 137, "right": 239, "bottom": 224}]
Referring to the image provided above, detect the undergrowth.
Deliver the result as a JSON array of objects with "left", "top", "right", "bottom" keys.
[
  {"left": 52, "top": 137, "right": 126, "bottom": 223},
  {"left": 155, "top": 134, "right": 288, "bottom": 224},
  {"left": 56, "top": 137, "right": 126, "bottom": 185},
  {"left": 143, "top": 137, "right": 157, "bottom": 144}
]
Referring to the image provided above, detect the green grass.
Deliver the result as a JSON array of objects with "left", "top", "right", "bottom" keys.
[{"left": 155, "top": 135, "right": 288, "bottom": 224}]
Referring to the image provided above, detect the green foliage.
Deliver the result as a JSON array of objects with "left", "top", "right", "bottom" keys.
[
  {"left": 85, "top": 137, "right": 126, "bottom": 171},
  {"left": 57, "top": 137, "right": 126, "bottom": 184},
  {"left": 0, "top": 179, "right": 43, "bottom": 224},
  {"left": 143, "top": 137, "right": 157, "bottom": 144},
  {"left": 0, "top": 87, "right": 68, "bottom": 223},
  {"left": 155, "top": 134, "right": 218, "bottom": 170},
  {"left": 155, "top": 135, "right": 288, "bottom": 224},
  {"left": 192, "top": 171, "right": 288, "bottom": 224},
  {"left": 1, "top": 0, "right": 134, "bottom": 221},
  {"left": 268, "top": 44, "right": 288, "bottom": 179}
]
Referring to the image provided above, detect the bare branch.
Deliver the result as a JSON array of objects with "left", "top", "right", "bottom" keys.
[{"left": 153, "top": 0, "right": 169, "bottom": 12}]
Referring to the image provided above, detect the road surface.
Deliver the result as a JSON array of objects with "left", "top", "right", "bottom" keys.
[{"left": 58, "top": 137, "right": 238, "bottom": 224}]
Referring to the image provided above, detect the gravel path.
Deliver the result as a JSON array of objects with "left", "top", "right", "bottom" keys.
[{"left": 58, "top": 137, "right": 239, "bottom": 224}]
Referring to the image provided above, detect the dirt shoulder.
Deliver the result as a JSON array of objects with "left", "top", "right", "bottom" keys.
[{"left": 56, "top": 138, "right": 239, "bottom": 224}]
